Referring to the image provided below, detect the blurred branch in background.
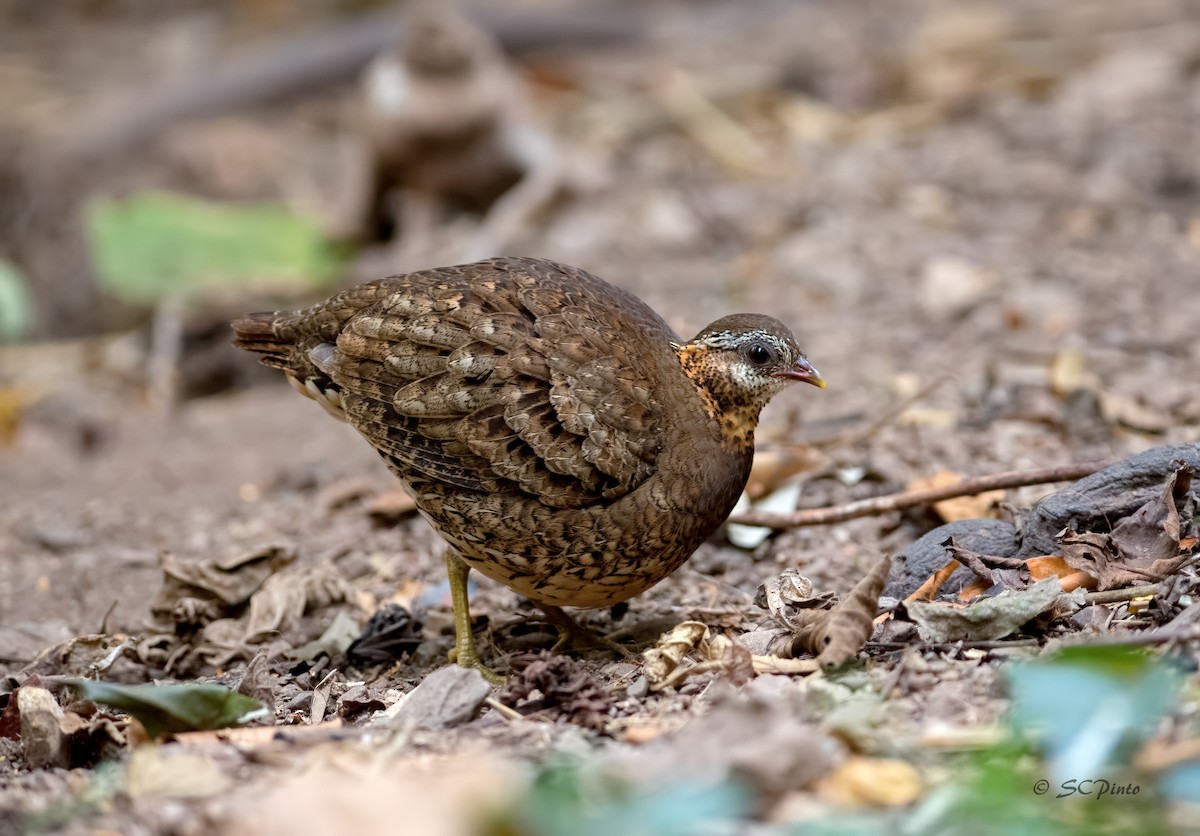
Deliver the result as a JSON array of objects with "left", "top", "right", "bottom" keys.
[{"left": 53, "top": 4, "right": 641, "bottom": 164}]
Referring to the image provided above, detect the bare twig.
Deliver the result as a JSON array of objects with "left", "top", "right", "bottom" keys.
[
  {"left": 484, "top": 696, "right": 524, "bottom": 722},
  {"left": 866, "top": 638, "right": 1041, "bottom": 652},
  {"left": 1083, "top": 584, "right": 1161, "bottom": 605},
  {"left": 728, "top": 461, "right": 1112, "bottom": 529}
]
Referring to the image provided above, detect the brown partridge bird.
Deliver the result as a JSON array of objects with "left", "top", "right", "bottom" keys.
[{"left": 233, "top": 257, "right": 823, "bottom": 679}]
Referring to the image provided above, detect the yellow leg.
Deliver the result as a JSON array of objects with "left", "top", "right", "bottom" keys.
[
  {"left": 540, "top": 604, "right": 635, "bottom": 659},
  {"left": 445, "top": 551, "right": 504, "bottom": 684}
]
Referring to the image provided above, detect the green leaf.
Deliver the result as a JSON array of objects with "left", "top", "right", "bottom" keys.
[
  {"left": 67, "top": 680, "right": 268, "bottom": 738},
  {"left": 1008, "top": 646, "right": 1182, "bottom": 780},
  {"left": 0, "top": 258, "right": 33, "bottom": 340},
  {"left": 86, "top": 192, "right": 344, "bottom": 304},
  {"left": 489, "top": 762, "right": 747, "bottom": 836}
]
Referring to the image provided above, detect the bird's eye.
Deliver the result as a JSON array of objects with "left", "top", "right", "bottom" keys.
[{"left": 747, "top": 343, "right": 773, "bottom": 365}]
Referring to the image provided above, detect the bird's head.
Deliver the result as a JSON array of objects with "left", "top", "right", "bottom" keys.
[{"left": 676, "top": 314, "right": 824, "bottom": 451}]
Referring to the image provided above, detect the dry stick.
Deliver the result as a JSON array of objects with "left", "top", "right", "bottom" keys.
[
  {"left": 728, "top": 460, "right": 1112, "bottom": 530},
  {"left": 1084, "top": 584, "right": 1161, "bottom": 605}
]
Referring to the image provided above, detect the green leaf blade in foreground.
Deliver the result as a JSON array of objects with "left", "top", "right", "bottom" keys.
[
  {"left": 69, "top": 680, "right": 267, "bottom": 738},
  {"left": 86, "top": 192, "right": 345, "bottom": 304},
  {"left": 1008, "top": 645, "right": 1183, "bottom": 782}
]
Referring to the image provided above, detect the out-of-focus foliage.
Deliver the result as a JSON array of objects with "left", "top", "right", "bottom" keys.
[
  {"left": 86, "top": 192, "right": 344, "bottom": 304},
  {"left": 0, "top": 258, "right": 33, "bottom": 340},
  {"left": 487, "top": 762, "right": 747, "bottom": 836},
  {"left": 1008, "top": 645, "right": 1183, "bottom": 783}
]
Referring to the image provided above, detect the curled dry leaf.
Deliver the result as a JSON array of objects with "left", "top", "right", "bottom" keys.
[
  {"left": 754, "top": 568, "right": 836, "bottom": 630},
  {"left": 19, "top": 634, "right": 133, "bottom": 679},
  {"left": 150, "top": 543, "right": 296, "bottom": 621},
  {"left": 642, "top": 621, "right": 708, "bottom": 689},
  {"left": 702, "top": 633, "right": 755, "bottom": 687},
  {"left": 1109, "top": 462, "right": 1194, "bottom": 564},
  {"left": 791, "top": 556, "right": 891, "bottom": 669},
  {"left": 244, "top": 563, "right": 351, "bottom": 645}
]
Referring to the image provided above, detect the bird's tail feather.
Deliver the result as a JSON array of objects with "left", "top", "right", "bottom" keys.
[{"left": 231, "top": 312, "right": 293, "bottom": 370}]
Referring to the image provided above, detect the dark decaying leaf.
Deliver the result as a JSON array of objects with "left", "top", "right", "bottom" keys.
[
  {"left": 18, "top": 635, "right": 132, "bottom": 679},
  {"left": 499, "top": 651, "right": 612, "bottom": 731},
  {"left": 336, "top": 684, "right": 386, "bottom": 718},
  {"left": 65, "top": 679, "right": 267, "bottom": 739},
  {"left": 150, "top": 544, "right": 296, "bottom": 621},
  {"left": 783, "top": 555, "right": 891, "bottom": 668},
  {"left": 943, "top": 538, "right": 1028, "bottom": 592},
  {"left": 1109, "top": 462, "right": 1194, "bottom": 565},
  {"left": 346, "top": 603, "right": 424, "bottom": 665},
  {"left": 1056, "top": 465, "right": 1194, "bottom": 591}
]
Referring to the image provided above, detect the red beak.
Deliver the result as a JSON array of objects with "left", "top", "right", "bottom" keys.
[{"left": 772, "top": 358, "right": 826, "bottom": 389}]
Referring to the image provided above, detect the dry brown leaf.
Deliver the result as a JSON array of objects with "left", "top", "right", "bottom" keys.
[
  {"left": 754, "top": 568, "right": 836, "bottom": 631},
  {"left": 1025, "top": 555, "right": 1075, "bottom": 581},
  {"left": 745, "top": 444, "right": 825, "bottom": 500},
  {"left": 643, "top": 621, "right": 708, "bottom": 687},
  {"left": 775, "top": 556, "right": 890, "bottom": 669},
  {"left": 814, "top": 556, "right": 891, "bottom": 668},
  {"left": 1110, "top": 463, "right": 1193, "bottom": 564},
  {"left": 243, "top": 563, "right": 350, "bottom": 644},
  {"left": 957, "top": 578, "right": 990, "bottom": 602},
  {"left": 906, "top": 470, "right": 1005, "bottom": 522},
  {"left": 702, "top": 633, "right": 755, "bottom": 686},
  {"left": 151, "top": 543, "right": 296, "bottom": 623},
  {"left": 905, "top": 559, "right": 961, "bottom": 602}
]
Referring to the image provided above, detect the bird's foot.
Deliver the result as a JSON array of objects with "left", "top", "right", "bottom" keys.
[
  {"left": 541, "top": 605, "right": 636, "bottom": 659},
  {"left": 447, "top": 643, "right": 505, "bottom": 685}
]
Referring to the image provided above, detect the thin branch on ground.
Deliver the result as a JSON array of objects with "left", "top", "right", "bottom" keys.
[{"left": 728, "top": 461, "right": 1112, "bottom": 529}]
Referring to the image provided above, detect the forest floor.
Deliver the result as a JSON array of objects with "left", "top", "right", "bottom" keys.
[{"left": 2, "top": 1, "right": 1200, "bottom": 833}]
